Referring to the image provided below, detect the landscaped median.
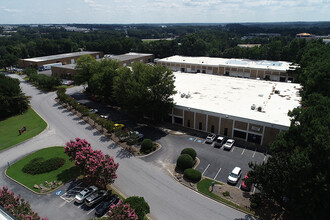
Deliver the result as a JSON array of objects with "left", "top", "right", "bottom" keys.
[
  {"left": 0, "top": 107, "right": 47, "bottom": 152},
  {"left": 6, "top": 146, "right": 79, "bottom": 193}
]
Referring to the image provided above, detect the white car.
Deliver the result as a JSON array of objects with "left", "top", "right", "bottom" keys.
[
  {"left": 223, "top": 139, "right": 235, "bottom": 150},
  {"left": 75, "top": 186, "right": 98, "bottom": 204},
  {"left": 227, "top": 167, "right": 242, "bottom": 184},
  {"left": 205, "top": 133, "right": 216, "bottom": 144},
  {"left": 214, "top": 136, "right": 225, "bottom": 148}
]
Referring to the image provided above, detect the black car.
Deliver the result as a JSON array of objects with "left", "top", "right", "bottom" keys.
[{"left": 95, "top": 194, "right": 119, "bottom": 217}]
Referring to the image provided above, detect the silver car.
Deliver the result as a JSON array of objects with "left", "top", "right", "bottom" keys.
[
  {"left": 75, "top": 186, "right": 98, "bottom": 204},
  {"left": 85, "top": 190, "right": 108, "bottom": 207}
]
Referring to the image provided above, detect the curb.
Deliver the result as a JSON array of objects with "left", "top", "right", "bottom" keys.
[
  {"left": 136, "top": 142, "right": 162, "bottom": 158},
  {"left": 4, "top": 167, "right": 63, "bottom": 195},
  {"left": 166, "top": 168, "right": 256, "bottom": 218}
]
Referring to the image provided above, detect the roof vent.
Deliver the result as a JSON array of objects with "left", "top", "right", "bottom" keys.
[
  {"left": 181, "top": 93, "right": 186, "bottom": 98},
  {"left": 257, "top": 106, "right": 262, "bottom": 112},
  {"left": 251, "top": 104, "right": 256, "bottom": 110},
  {"left": 275, "top": 90, "right": 280, "bottom": 94}
]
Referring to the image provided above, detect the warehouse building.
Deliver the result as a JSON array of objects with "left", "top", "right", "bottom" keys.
[
  {"left": 51, "top": 64, "right": 77, "bottom": 78},
  {"left": 157, "top": 55, "right": 296, "bottom": 82},
  {"left": 170, "top": 72, "right": 301, "bottom": 147},
  {"left": 106, "top": 52, "right": 154, "bottom": 66},
  {"left": 18, "top": 51, "right": 103, "bottom": 69},
  {"left": 51, "top": 52, "right": 154, "bottom": 78}
]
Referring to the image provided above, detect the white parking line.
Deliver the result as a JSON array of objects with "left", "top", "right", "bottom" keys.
[
  {"left": 238, "top": 182, "right": 242, "bottom": 189},
  {"left": 202, "top": 164, "right": 210, "bottom": 175},
  {"left": 214, "top": 168, "right": 222, "bottom": 180},
  {"left": 231, "top": 146, "right": 235, "bottom": 152},
  {"left": 241, "top": 147, "right": 246, "bottom": 155},
  {"left": 87, "top": 207, "right": 96, "bottom": 215},
  {"left": 263, "top": 151, "right": 268, "bottom": 161},
  {"left": 211, "top": 142, "right": 215, "bottom": 147},
  {"left": 202, "top": 140, "right": 206, "bottom": 144},
  {"left": 252, "top": 149, "right": 257, "bottom": 158},
  {"left": 193, "top": 138, "right": 197, "bottom": 142},
  {"left": 60, "top": 182, "right": 83, "bottom": 203}
]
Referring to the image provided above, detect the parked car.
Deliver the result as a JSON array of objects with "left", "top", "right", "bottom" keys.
[
  {"left": 99, "top": 113, "right": 110, "bottom": 119},
  {"left": 113, "top": 123, "right": 125, "bottom": 131},
  {"left": 90, "top": 108, "right": 98, "bottom": 114},
  {"left": 227, "top": 167, "right": 242, "bottom": 184},
  {"left": 205, "top": 133, "right": 216, "bottom": 144},
  {"left": 62, "top": 80, "right": 74, "bottom": 86},
  {"left": 85, "top": 190, "right": 108, "bottom": 207},
  {"left": 241, "top": 172, "right": 252, "bottom": 191},
  {"left": 75, "top": 186, "right": 98, "bottom": 204},
  {"left": 223, "top": 139, "right": 235, "bottom": 150},
  {"left": 119, "top": 131, "right": 144, "bottom": 142},
  {"left": 95, "top": 194, "right": 119, "bottom": 217},
  {"left": 214, "top": 136, "right": 225, "bottom": 148}
]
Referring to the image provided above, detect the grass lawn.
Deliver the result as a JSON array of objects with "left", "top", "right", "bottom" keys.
[
  {"left": 6, "top": 147, "right": 79, "bottom": 193},
  {"left": 0, "top": 107, "right": 47, "bottom": 152},
  {"left": 197, "top": 178, "right": 253, "bottom": 214}
]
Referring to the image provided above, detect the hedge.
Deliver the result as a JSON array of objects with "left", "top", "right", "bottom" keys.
[
  {"left": 184, "top": 168, "right": 202, "bottom": 182},
  {"left": 22, "top": 157, "right": 66, "bottom": 175},
  {"left": 181, "top": 148, "right": 197, "bottom": 160},
  {"left": 176, "top": 154, "right": 194, "bottom": 170},
  {"left": 140, "top": 139, "right": 154, "bottom": 154}
]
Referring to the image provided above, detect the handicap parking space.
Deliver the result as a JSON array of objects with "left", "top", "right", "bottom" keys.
[{"left": 53, "top": 180, "right": 107, "bottom": 218}]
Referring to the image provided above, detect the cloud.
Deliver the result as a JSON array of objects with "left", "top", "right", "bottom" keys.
[{"left": 0, "top": 6, "right": 21, "bottom": 13}]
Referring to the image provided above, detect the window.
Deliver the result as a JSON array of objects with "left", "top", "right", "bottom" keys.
[
  {"left": 225, "top": 71, "right": 229, "bottom": 76},
  {"left": 211, "top": 125, "right": 215, "bottom": 133},
  {"left": 224, "top": 128, "right": 228, "bottom": 136},
  {"left": 174, "top": 117, "right": 183, "bottom": 125},
  {"left": 199, "top": 122, "right": 202, "bottom": 130},
  {"left": 187, "top": 120, "right": 191, "bottom": 128},
  {"left": 234, "top": 130, "right": 247, "bottom": 139},
  {"left": 247, "top": 133, "right": 262, "bottom": 144},
  {"left": 202, "top": 70, "right": 206, "bottom": 73},
  {"left": 280, "top": 77, "right": 286, "bottom": 82},
  {"left": 181, "top": 68, "right": 185, "bottom": 72}
]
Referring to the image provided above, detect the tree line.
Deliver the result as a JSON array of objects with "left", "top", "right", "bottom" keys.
[
  {"left": 248, "top": 41, "right": 330, "bottom": 219},
  {"left": 1, "top": 24, "right": 329, "bottom": 68},
  {"left": 74, "top": 55, "right": 176, "bottom": 121}
]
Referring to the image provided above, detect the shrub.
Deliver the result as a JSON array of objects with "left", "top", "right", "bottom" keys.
[
  {"left": 222, "top": 191, "right": 230, "bottom": 197},
  {"left": 181, "top": 148, "right": 197, "bottom": 160},
  {"left": 124, "top": 196, "right": 150, "bottom": 219},
  {"left": 176, "top": 154, "right": 194, "bottom": 170},
  {"left": 250, "top": 193, "right": 262, "bottom": 209},
  {"left": 103, "top": 120, "right": 114, "bottom": 132},
  {"left": 89, "top": 113, "right": 99, "bottom": 121},
  {"left": 22, "top": 157, "right": 66, "bottom": 175},
  {"left": 184, "top": 168, "right": 202, "bottom": 182},
  {"left": 140, "top": 139, "right": 154, "bottom": 154}
]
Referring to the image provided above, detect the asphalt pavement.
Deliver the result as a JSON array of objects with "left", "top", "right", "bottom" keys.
[{"left": 0, "top": 74, "right": 255, "bottom": 220}]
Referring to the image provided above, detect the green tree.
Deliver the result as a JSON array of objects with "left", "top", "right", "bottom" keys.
[
  {"left": 124, "top": 196, "right": 150, "bottom": 219},
  {"left": 73, "top": 55, "right": 98, "bottom": 85}
]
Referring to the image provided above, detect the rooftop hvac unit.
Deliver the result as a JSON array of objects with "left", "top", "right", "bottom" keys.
[
  {"left": 251, "top": 104, "right": 256, "bottom": 110},
  {"left": 181, "top": 93, "right": 186, "bottom": 98},
  {"left": 275, "top": 90, "right": 280, "bottom": 94},
  {"left": 257, "top": 106, "right": 262, "bottom": 112}
]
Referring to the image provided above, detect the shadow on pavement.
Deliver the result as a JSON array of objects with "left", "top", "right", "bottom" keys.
[{"left": 116, "top": 148, "right": 133, "bottom": 159}]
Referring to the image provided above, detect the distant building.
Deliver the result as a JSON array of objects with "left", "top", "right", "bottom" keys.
[
  {"left": 106, "top": 52, "right": 154, "bottom": 67},
  {"left": 296, "top": 33, "right": 316, "bottom": 40},
  {"left": 157, "top": 55, "right": 296, "bottom": 82},
  {"left": 241, "top": 33, "right": 280, "bottom": 40},
  {"left": 18, "top": 51, "right": 103, "bottom": 69},
  {"left": 237, "top": 44, "right": 261, "bottom": 48},
  {"left": 51, "top": 52, "right": 154, "bottom": 78},
  {"left": 51, "top": 64, "right": 77, "bottom": 78}
]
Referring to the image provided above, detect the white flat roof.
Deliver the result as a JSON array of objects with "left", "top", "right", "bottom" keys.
[
  {"left": 159, "top": 55, "right": 295, "bottom": 71},
  {"left": 173, "top": 72, "right": 302, "bottom": 127},
  {"left": 22, "top": 51, "right": 100, "bottom": 62}
]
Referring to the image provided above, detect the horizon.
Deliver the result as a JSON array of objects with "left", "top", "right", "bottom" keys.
[{"left": 1, "top": 0, "right": 329, "bottom": 24}]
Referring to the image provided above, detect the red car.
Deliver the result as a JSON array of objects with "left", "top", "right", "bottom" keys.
[{"left": 241, "top": 172, "right": 252, "bottom": 191}]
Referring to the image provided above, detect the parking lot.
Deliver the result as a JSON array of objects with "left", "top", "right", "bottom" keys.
[
  {"left": 188, "top": 136, "right": 269, "bottom": 191},
  {"left": 53, "top": 181, "right": 109, "bottom": 218}
]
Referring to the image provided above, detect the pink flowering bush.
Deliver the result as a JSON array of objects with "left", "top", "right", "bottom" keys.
[
  {"left": 0, "top": 186, "right": 48, "bottom": 220},
  {"left": 65, "top": 138, "right": 119, "bottom": 188},
  {"left": 108, "top": 199, "right": 138, "bottom": 220}
]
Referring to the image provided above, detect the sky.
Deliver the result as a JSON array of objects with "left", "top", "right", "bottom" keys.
[{"left": 0, "top": 0, "right": 329, "bottom": 24}]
